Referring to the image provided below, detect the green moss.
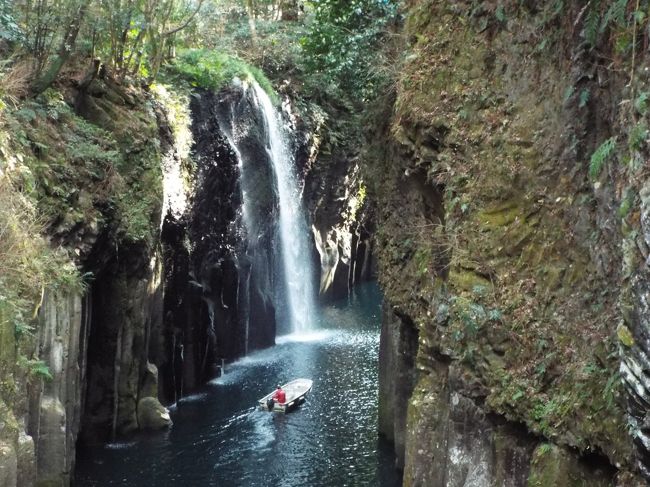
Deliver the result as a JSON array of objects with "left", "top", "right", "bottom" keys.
[
  {"left": 617, "top": 323, "right": 635, "bottom": 347},
  {"left": 477, "top": 203, "right": 521, "bottom": 228},
  {"left": 449, "top": 270, "right": 492, "bottom": 292},
  {"left": 528, "top": 443, "right": 611, "bottom": 487},
  {"left": 168, "top": 49, "right": 278, "bottom": 104},
  {"left": 0, "top": 400, "right": 19, "bottom": 444},
  {"left": 371, "top": 0, "right": 634, "bottom": 471}
]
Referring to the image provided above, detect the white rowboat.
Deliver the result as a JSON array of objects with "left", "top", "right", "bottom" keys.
[{"left": 258, "top": 378, "right": 313, "bottom": 413}]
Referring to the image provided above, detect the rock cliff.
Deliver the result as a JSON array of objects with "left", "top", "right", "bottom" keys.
[
  {"left": 372, "top": 0, "right": 650, "bottom": 484},
  {"left": 0, "top": 61, "right": 363, "bottom": 484}
]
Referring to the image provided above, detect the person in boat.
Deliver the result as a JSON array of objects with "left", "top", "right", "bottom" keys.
[
  {"left": 267, "top": 385, "right": 286, "bottom": 410},
  {"left": 273, "top": 385, "right": 286, "bottom": 403}
]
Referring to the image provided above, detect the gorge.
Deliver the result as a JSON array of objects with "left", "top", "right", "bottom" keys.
[{"left": 2, "top": 1, "right": 650, "bottom": 486}]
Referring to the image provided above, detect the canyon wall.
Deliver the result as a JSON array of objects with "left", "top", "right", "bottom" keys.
[
  {"left": 0, "top": 66, "right": 368, "bottom": 485},
  {"left": 373, "top": 0, "right": 650, "bottom": 485}
]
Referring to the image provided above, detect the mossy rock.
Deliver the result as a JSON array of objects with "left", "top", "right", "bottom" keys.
[
  {"left": 478, "top": 202, "right": 521, "bottom": 228},
  {"left": 0, "top": 441, "right": 17, "bottom": 487},
  {"left": 449, "top": 269, "right": 493, "bottom": 292},
  {"left": 617, "top": 323, "right": 635, "bottom": 348},
  {"left": 0, "top": 400, "right": 20, "bottom": 445},
  {"left": 527, "top": 444, "right": 612, "bottom": 487},
  {"left": 137, "top": 397, "right": 172, "bottom": 431}
]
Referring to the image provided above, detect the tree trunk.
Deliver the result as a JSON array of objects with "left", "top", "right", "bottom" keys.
[
  {"left": 245, "top": 0, "right": 258, "bottom": 43},
  {"left": 31, "top": 2, "right": 88, "bottom": 95}
]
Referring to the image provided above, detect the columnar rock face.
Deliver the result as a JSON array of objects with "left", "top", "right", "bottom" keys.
[
  {"left": 208, "top": 86, "right": 278, "bottom": 346},
  {"left": 623, "top": 182, "right": 650, "bottom": 479},
  {"left": 158, "top": 85, "right": 280, "bottom": 403},
  {"left": 30, "top": 292, "right": 85, "bottom": 486},
  {"left": 378, "top": 304, "right": 418, "bottom": 470},
  {"left": 0, "top": 292, "right": 87, "bottom": 487},
  {"left": 371, "top": 0, "right": 650, "bottom": 484},
  {"left": 0, "top": 73, "right": 175, "bottom": 486},
  {"left": 301, "top": 121, "right": 376, "bottom": 302},
  {"left": 80, "top": 246, "right": 165, "bottom": 442}
]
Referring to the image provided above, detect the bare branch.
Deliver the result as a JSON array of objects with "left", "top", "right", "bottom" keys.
[{"left": 162, "top": 0, "right": 205, "bottom": 37}]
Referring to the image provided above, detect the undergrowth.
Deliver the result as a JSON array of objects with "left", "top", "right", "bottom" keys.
[
  {"left": 167, "top": 49, "right": 278, "bottom": 103},
  {"left": 0, "top": 173, "right": 82, "bottom": 335}
]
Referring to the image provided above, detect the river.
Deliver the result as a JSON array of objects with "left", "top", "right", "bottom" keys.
[{"left": 75, "top": 282, "right": 401, "bottom": 486}]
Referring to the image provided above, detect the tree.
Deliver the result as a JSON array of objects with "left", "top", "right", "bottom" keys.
[
  {"left": 300, "top": 0, "right": 398, "bottom": 103},
  {"left": 31, "top": 0, "right": 89, "bottom": 94}
]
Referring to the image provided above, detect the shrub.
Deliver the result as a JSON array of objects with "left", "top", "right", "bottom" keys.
[
  {"left": 0, "top": 158, "right": 82, "bottom": 339},
  {"left": 168, "top": 48, "right": 278, "bottom": 102},
  {"left": 300, "top": 0, "right": 399, "bottom": 103}
]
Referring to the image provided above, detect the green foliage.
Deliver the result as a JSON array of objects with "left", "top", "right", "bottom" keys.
[
  {"left": 0, "top": 0, "right": 21, "bottom": 42},
  {"left": 170, "top": 49, "right": 277, "bottom": 101},
  {"left": 582, "top": 0, "right": 644, "bottom": 50},
  {"left": 562, "top": 85, "right": 575, "bottom": 103},
  {"left": 618, "top": 190, "right": 635, "bottom": 218},
  {"left": 589, "top": 137, "right": 617, "bottom": 179},
  {"left": 635, "top": 92, "right": 649, "bottom": 115},
  {"left": 495, "top": 4, "right": 506, "bottom": 23},
  {"left": 584, "top": 0, "right": 602, "bottom": 46},
  {"left": 0, "top": 167, "right": 82, "bottom": 347},
  {"left": 536, "top": 443, "right": 553, "bottom": 457},
  {"left": 0, "top": 292, "right": 32, "bottom": 339},
  {"left": 603, "top": 370, "right": 620, "bottom": 409},
  {"left": 601, "top": 0, "right": 628, "bottom": 31},
  {"left": 28, "top": 359, "right": 52, "bottom": 381},
  {"left": 300, "top": 0, "right": 399, "bottom": 103},
  {"left": 451, "top": 296, "right": 488, "bottom": 338},
  {"left": 628, "top": 122, "right": 648, "bottom": 151},
  {"left": 512, "top": 388, "right": 525, "bottom": 401},
  {"left": 4, "top": 0, "right": 206, "bottom": 93}
]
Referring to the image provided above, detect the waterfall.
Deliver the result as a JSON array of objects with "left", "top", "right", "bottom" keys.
[{"left": 251, "top": 82, "right": 316, "bottom": 332}]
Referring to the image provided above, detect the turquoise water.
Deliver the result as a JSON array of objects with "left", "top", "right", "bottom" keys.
[{"left": 75, "top": 282, "right": 400, "bottom": 486}]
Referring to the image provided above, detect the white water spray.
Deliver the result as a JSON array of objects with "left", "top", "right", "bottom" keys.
[{"left": 251, "top": 82, "right": 316, "bottom": 332}]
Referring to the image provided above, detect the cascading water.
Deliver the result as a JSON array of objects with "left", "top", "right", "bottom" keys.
[
  {"left": 217, "top": 112, "right": 252, "bottom": 355},
  {"left": 218, "top": 80, "right": 316, "bottom": 335},
  {"left": 251, "top": 82, "right": 316, "bottom": 332}
]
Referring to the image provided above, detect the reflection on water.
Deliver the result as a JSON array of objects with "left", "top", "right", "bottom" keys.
[{"left": 75, "top": 283, "right": 401, "bottom": 487}]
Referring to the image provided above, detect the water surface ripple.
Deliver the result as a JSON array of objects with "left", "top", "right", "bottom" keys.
[{"left": 76, "top": 283, "right": 400, "bottom": 487}]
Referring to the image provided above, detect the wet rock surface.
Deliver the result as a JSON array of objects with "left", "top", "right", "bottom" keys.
[{"left": 136, "top": 396, "right": 171, "bottom": 431}]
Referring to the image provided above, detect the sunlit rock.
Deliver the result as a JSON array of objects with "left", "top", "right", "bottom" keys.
[{"left": 137, "top": 397, "right": 172, "bottom": 431}]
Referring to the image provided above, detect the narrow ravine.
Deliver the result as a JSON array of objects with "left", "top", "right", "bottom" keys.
[{"left": 75, "top": 283, "right": 400, "bottom": 486}]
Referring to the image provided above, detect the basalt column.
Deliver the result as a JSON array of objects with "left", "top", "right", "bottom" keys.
[
  {"left": 80, "top": 243, "right": 165, "bottom": 443},
  {"left": 165, "top": 86, "right": 279, "bottom": 388}
]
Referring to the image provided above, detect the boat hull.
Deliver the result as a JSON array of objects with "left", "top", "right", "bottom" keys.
[{"left": 258, "top": 379, "right": 313, "bottom": 413}]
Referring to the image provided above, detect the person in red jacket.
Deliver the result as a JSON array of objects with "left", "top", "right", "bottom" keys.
[
  {"left": 266, "top": 385, "right": 286, "bottom": 410},
  {"left": 272, "top": 385, "right": 286, "bottom": 404}
]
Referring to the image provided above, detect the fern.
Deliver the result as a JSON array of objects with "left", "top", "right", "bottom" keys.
[
  {"left": 618, "top": 190, "right": 635, "bottom": 218},
  {"left": 584, "top": 0, "right": 602, "bottom": 46},
  {"left": 29, "top": 360, "right": 53, "bottom": 381},
  {"left": 601, "top": 0, "right": 629, "bottom": 32},
  {"left": 589, "top": 137, "right": 617, "bottom": 179},
  {"left": 495, "top": 4, "right": 506, "bottom": 23},
  {"left": 18, "top": 357, "right": 53, "bottom": 381},
  {"left": 635, "top": 92, "right": 649, "bottom": 115},
  {"left": 628, "top": 122, "right": 648, "bottom": 151},
  {"left": 563, "top": 85, "right": 575, "bottom": 103}
]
